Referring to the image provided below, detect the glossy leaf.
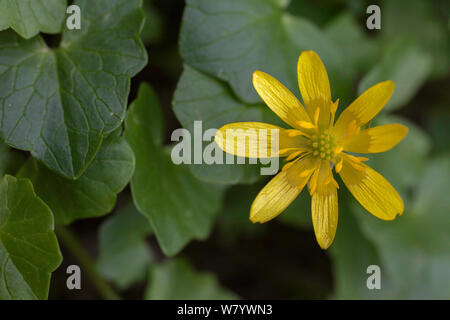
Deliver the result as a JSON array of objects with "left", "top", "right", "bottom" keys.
[
  {"left": 0, "top": 175, "right": 62, "bottom": 300},
  {"left": 145, "top": 259, "right": 237, "bottom": 300},
  {"left": 125, "top": 83, "right": 223, "bottom": 256},
  {"left": 18, "top": 133, "right": 135, "bottom": 225},
  {"left": 97, "top": 202, "right": 152, "bottom": 289},
  {"left": 0, "top": 0, "right": 67, "bottom": 39},
  {"left": 0, "top": 0, "right": 147, "bottom": 179}
]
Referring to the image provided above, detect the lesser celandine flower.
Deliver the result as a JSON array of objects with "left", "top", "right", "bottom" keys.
[{"left": 214, "top": 51, "right": 408, "bottom": 249}]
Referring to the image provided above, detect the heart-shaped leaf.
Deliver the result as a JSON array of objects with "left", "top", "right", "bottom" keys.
[{"left": 0, "top": 0, "right": 147, "bottom": 179}]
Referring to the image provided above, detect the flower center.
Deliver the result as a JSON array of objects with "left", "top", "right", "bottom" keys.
[{"left": 310, "top": 132, "right": 336, "bottom": 161}]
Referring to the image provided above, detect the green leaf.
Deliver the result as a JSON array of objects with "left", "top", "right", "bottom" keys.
[
  {"left": 145, "top": 259, "right": 237, "bottom": 300},
  {"left": 125, "top": 83, "right": 223, "bottom": 256},
  {"left": 0, "top": 0, "right": 67, "bottom": 39},
  {"left": 354, "top": 156, "right": 450, "bottom": 299},
  {"left": 0, "top": 175, "right": 62, "bottom": 300},
  {"left": 286, "top": 0, "right": 340, "bottom": 26},
  {"left": 97, "top": 202, "right": 152, "bottom": 289},
  {"left": 130, "top": 83, "right": 163, "bottom": 146},
  {"left": 0, "top": 0, "right": 147, "bottom": 179},
  {"left": 18, "top": 133, "right": 135, "bottom": 225},
  {"left": 358, "top": 40, "right": 432, "bottom": 111},
  {"left": 179, "top": 0, "right": 342, "bottom": 104},
  {"left": 173, "top": 65, "right": 263, "bottom": 185}
]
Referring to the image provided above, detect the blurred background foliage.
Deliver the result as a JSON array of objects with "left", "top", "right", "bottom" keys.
[{"left": 2, "top": 0, "right": 447, "bottom": 299}]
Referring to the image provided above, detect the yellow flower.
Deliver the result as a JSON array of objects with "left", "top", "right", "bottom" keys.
[{"left": 214, "top": 51, "right": 408, "bottom": 249}]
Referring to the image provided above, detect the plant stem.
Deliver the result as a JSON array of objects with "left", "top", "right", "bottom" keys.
[{"left": 56, "top": 225, "right": 121, "bottom": 300}]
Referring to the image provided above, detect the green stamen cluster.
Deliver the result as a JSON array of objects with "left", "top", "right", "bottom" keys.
[{"left": 310, "top": 132, "right": 335, "bottom": 161}]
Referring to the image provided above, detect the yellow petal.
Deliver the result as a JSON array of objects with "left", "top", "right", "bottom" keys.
[
  {"left": 253, "top": 71, "right": 311, "bottom": 128},
  {"left": 285, "top": 129, "right": 307, "bottom": 137},
  {"left": 285, "top": 150, "right": 304, "bottom": 161},
  {"left": 333, "top": 81, "right": 395, "bottom": 138},
  {"left": 335, "top": 157, "right": 343, "bottom": 173},
  {"left": 215, "top": 122, "right": 307, "bottom": 158},
  {"left": 311, "top": 162, "right": 338, "bottom": 250},
  {"left": 339, "top": 157, "right": 404, "bottom": 220},
  {"left": 296, "top": 121, "right": 316, "bottom": 131},
  {"left": 297, "top": 51, "right": 332, "bottom": 123},
  {"left": 308, "top": 160, "right": 321, "bottom": 195},
  {"left": 344, "top": 124, "right": 408, "bottom": 153},
  {"left": 250, "top": 155, "right": 316, "bottom": 223}
]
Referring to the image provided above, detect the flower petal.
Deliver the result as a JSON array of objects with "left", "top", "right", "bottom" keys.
[
  {"left": 250, "top": 155, "right": 316, "bottom": 223},
  {"left": 333, "top": 81, "right": 395, "bottom": 138},
  {"left": 339, "top": 157, "right": 404, "bottom": 220},
  {"left": 215, "top": 122, "right": 308, "bottom": 158},
  {"left": 344, "top": 124, "right": 408, "bottom": 153},
  {"left": 253, "top": 70, "right": 311, "bottom": 129},
  {"left": 297, "top": 51, "right": 332, "bottom": 121},
  {"left": 311, "top": 162, "right": 338, "bottom": 249}
]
